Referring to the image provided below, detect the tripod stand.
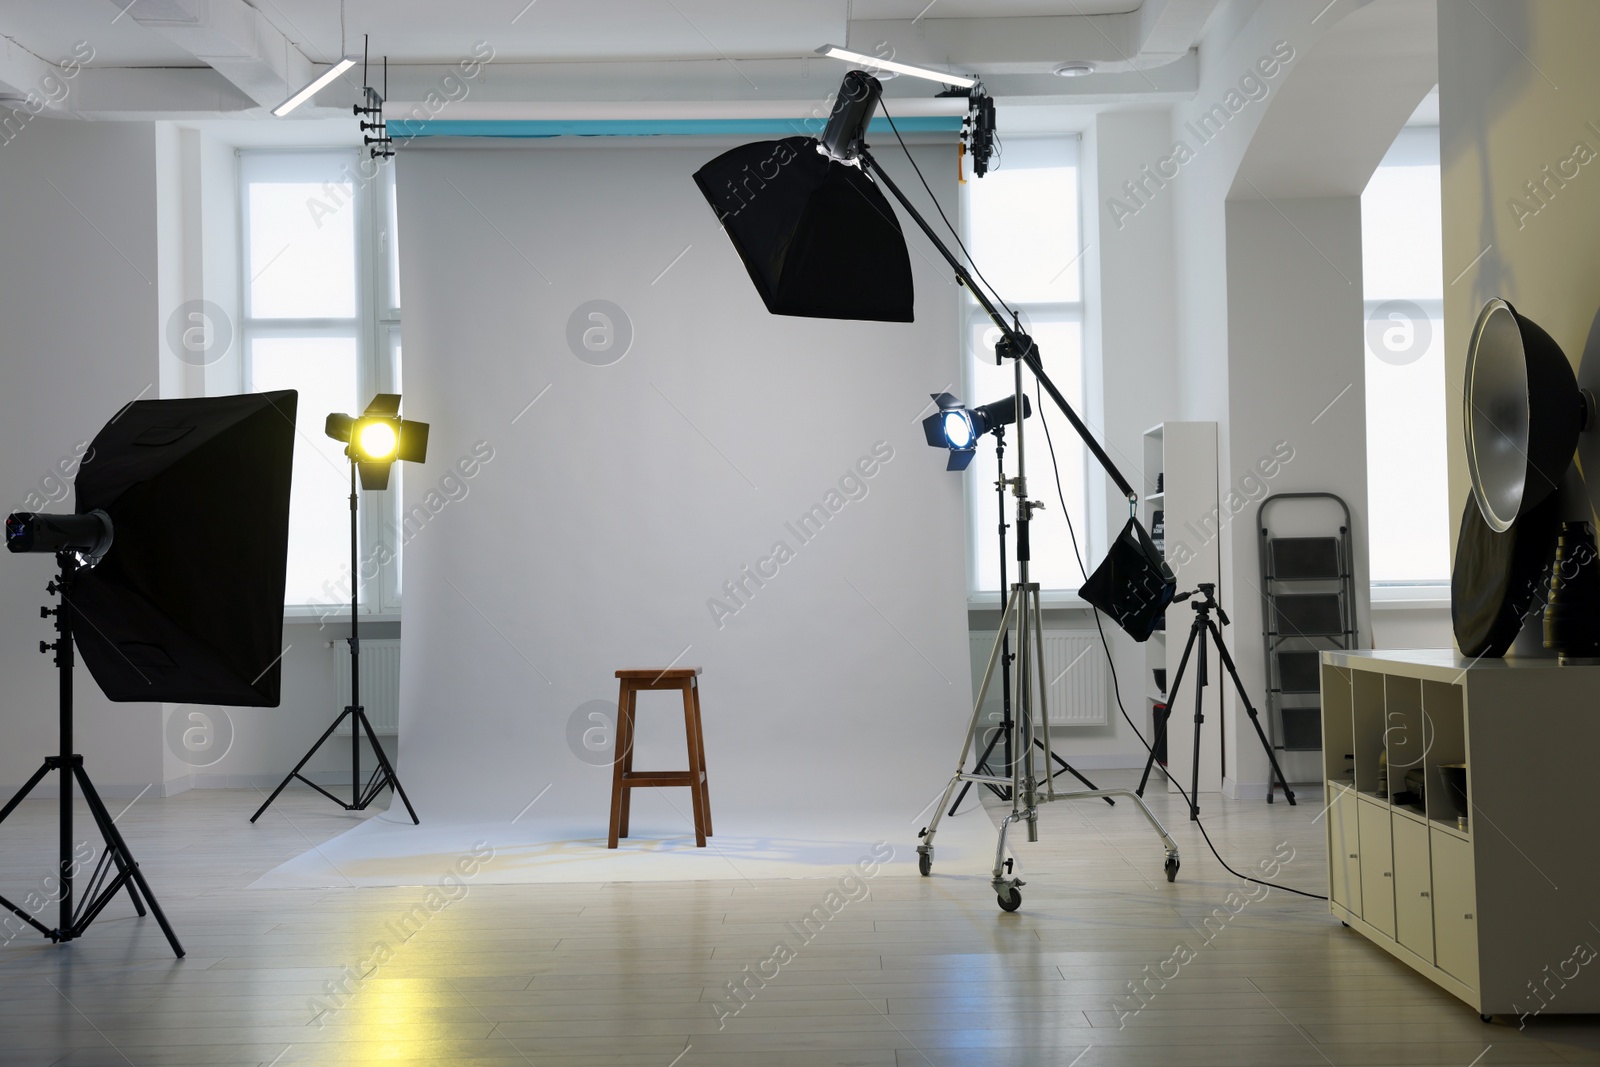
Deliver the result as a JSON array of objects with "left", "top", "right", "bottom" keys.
[
  {"left": 1137, "top": 583, "right": 1296, "bottom": 820},
  {"left": 947, "top": 424, "right": 1113, "bottom": 815},
  {"left": 0, "top": 553, "right": 184, "bottom": 957},
  {"left": 252, "top": 461, "right": 417, "bottom": 824}
]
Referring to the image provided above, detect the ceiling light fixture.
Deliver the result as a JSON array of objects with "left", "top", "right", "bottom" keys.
[
  {"left": 273, "top": 56, "right": 358, "bottom": 117},
  {"left": 815, "top": 45, "right": 977, "bottom": 89},
  {"left": 1053, "top": 62, "right": 1094, "bottom": 77}
]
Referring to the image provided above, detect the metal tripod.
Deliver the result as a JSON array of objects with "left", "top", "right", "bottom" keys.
[
  {"left": 915, "top": 349, "right": 1180, "bottom": 913},
  {"left": 947, "top": 424, "right": 1113, "bottom": 814},
  {"left": 1136, "top": 583, "right": 1297, "bottom": 820},
  {"left": 0, "top": 553, "right": 184, "bottom": 957},
  {"left": 252, "top": 461, "right": 417, "bottom": 825}
]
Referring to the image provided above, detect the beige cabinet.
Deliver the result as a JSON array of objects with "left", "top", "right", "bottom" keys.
[
  {"left": 1327, "top": 784, "right": 1360, "bottom": 913},
  {"left": 1430, "top": 829, "right": 1479, "bottom": 988},
  {"left": 1356, "top": 797, "right": 1395, "bottom": 938},
  {"left": 1321, "top": 650, "right": 1600, "bottom": 1017},
  {"left": 1391, "top": 813, "right": 1433, "bottom": 961}
]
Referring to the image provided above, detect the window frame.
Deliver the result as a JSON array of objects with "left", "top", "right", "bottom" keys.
[
  {"left": 238, "top": 148, "right": 404, "bottom": 618},
  {"left": 958, "top": 135, "right": 1090, "bottom": 605}
]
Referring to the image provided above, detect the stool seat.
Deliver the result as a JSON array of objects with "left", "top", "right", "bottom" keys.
[{"left": 607, "top": 668, "right": 712, "bottom": 848}]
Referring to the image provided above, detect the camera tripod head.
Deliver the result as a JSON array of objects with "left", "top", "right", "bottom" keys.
[{"left": 1173, "top": 582, "right": 1228, "bottom": 626}]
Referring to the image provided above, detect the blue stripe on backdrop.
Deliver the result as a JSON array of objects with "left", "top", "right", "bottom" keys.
[{"left": 385, "top": 115, "right": 965, "bottom": 139}]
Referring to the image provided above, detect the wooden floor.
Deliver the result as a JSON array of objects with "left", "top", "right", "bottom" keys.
[{"left": 0, "top": 772, "right": 1596, "bottom": 1066}]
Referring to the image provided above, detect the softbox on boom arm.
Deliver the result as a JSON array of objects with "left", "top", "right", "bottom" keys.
[{"left": 693, "top": 136, "right": 915, "bottom": 322}]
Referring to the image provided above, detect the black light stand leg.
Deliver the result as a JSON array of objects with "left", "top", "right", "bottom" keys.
[
  {"left": 67, "top": 762, "right": 184, "bottom": 957},
  {"left": 1206, "top": 620, "right": 1297, "bottom": 806},
  {"left": 1188, "top": 628, "right": 1208, "bottom": 822},
  {"left": 353, "top": 706, "right": 418, "bottom": 824},
  {"left": 0, "top": 760, "right": 63, "bottom": 941},
  {"left": 1138, "top": 616, "right": 1200, "bottom": 797},
  {"left": 250, "top": 709, "right": 356, "bottom": 821}
]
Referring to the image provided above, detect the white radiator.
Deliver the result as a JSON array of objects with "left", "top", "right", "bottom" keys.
[
  {"left": 331, "top": 639, "right": 402, "bottom": 735},
  {"left": 969, "top": 629, "right": 1108, "bottom": 726}
]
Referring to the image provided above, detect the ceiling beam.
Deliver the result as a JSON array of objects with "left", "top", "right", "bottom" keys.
[
  {"left": 0, "top": 32, "right": 79, "bottom": 111},
  {"left": 111, "top": 0, "right": 317, "bottom": 110}
]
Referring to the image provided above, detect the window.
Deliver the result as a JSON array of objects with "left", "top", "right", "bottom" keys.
[
  {"left": 240, "top": 151, "right": 403, "bottom": 613},
  {"left": 1361, "top": 125, "right": 1449, "bottom": 586},
  {"left": 961, "top": 138, "right": 1087, "bottom": 596}
]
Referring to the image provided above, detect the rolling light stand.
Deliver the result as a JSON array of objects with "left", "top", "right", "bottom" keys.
[
  {"left": 1136, "top": 583, "right": 1297, "bottom": 820},
  {"left": 909, "top": 322, "right": 1181, "bottom": 912},
  {"left": 0, "top": 553, "right": 183, "bottom": 957},
  {"left": 252, "top": 461, "right": 417, "bottom": 824},
  {"left": 946, "top": 424, "right": 1115, "bottom": 815}
]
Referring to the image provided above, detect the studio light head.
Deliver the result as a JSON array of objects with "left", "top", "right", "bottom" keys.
[
  {"left": 326, "top": 393, "right": 429, "bottom": 490},
  {"left": 5, "top": 510, "right": 113, "bottom": 561},
  {"left": 921, "top": 392, "right": 1031, "bottom": 471},
  {"left": 819, "top": 69, "right": 883, "bottom": 164}
]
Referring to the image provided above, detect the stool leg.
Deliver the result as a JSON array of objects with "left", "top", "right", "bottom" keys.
[
  {"left": 608, "top": 682, "right": 633, "bottom": 849},
  {"left": 681, "top": 681, "right": 707, "bottom": 847},
  {"left": 618, "top": 683, "right": 638, "bottom": 840},
  {"left": 691, "top": 679, "right": 712, "bottom": 838}
]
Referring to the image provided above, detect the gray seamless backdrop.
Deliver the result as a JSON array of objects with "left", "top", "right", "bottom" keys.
[{"left": 393, "top": 142, "right": 975, "bottom": 835}]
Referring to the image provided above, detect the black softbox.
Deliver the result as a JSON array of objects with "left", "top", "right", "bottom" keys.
[
  {"left": 693, "top": 136, "right": 915, "bottom": 322},
  {"left": 1079, "top": 517, "right": 1176, "bottom": 642},
  {"left": 71, "top": 391, "right": 297, "bottom": 705}
]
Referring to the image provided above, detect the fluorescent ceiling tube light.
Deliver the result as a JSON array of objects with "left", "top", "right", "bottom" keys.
[
  {"left": 273, "top": 56, "right": 358, "bottom": 117},
  {"left": 814, "top": 45, "right": 976, "bottom": 88}
]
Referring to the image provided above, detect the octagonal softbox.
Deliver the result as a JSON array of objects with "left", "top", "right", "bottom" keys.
[
  {"left": 72, "top": 391, "right": 297, "bottom": 706},
  {"left": 694, "top": 136, "right": 914, "bottom": 322}
]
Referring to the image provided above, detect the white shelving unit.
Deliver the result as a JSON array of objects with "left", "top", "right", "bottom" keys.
[
  {"left": 1321, "top": 649, "right": 1600, "bottom": 1018},
  {"left": 1143, "top": 423, "right": 1222, "bottom": 795}
]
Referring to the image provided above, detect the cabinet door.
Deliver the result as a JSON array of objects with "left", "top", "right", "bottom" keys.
[
  {"left": 1357, "top": 799, "right": 1395, "bottom": 938},
  {"left": 1392, "top": 814, "right": 1433, "bottom": 960},
  {"left": 1431, "top": 830, "right": 1478, "bottom": 989},
  {"left": 1327, "top": 786, "right": 1362, "bottom": 914}
]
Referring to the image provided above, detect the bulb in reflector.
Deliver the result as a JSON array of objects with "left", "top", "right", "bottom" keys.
[{"left": 357, "top": 421, "right": 398, "bottom": 461}]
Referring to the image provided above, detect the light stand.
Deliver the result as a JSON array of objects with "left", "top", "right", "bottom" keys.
[
  {"left": 0, "top": 553, "right": 184, "bottom": 957},
  {"left": 1136, "top": 584, "right": 1297, "bottom": 819},
  {"left": 251, "top": 460, "right": 417, "bottom": 824},
  {"left": 946, "top": 424, "right": 1115, "bottom": 814},
  {"left": 862, "top": 148, "right": 1182, "bottom": 910}
]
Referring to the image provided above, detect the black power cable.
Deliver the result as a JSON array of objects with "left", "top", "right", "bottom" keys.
[{"left": 1035, "top": 380, "right": 1327, "bottom": 902}]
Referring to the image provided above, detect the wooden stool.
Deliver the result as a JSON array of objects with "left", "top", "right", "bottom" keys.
[{"left": 607, "top": 668, "right": 713, "bottom": 848}]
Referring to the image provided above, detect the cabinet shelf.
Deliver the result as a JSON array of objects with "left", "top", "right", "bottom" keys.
[{"left": 1321, "top": 649, "right": 1600, "bottom": 1018}]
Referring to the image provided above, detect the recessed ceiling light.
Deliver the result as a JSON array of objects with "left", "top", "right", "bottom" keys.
[{"left": 1054, "top": 63, "right": 1094, "bottom": 78}]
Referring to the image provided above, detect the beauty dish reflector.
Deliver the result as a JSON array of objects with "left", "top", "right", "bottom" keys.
[
  {"left": 1451, "top": 491, "right": 1560, "bottom": 658},
  {"left": 1463, "top": 298, "right": 1587, "bottom": 532}
]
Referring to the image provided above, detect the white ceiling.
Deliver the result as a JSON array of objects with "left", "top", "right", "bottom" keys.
[{"left": 0, "top": 0, "right": 1146, "bottom": 67}]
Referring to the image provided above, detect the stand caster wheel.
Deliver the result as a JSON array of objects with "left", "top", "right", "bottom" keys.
[
  {"left": 1341, "top": 921, "right": 1349, "bottom": 928},
  {"left": 918, "top": 851, "right": 932, "bottom": 877},
  {"left": 1164, "top": 856, "right": 1179, "bottom": 882},
  {"left": 1481, "top": 1013, "right": 1493, "bottom": 1023},
  {"left": 997, "top": 887, "right": 1022, "bottom": 912}
]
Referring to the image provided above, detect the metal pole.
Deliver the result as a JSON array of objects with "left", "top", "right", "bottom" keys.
[
  {"left": 57, "top": 554, "right": 73, "bottom": 938},
  {"left": 349, "top": 461, "right": 360, "bottom": 807}
]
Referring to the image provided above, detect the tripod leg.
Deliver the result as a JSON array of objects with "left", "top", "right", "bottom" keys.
[
  {"left": 1188, "top": 633, "right": 1209, "bottom": 821},
  {"left": 355, "top": 708, "right": 419, "bottom": 823},
  {"left": 1208, "top": 621, "right": 1297, "bottom": 806},
  {"left": 1138, "top": 621, "right": 1199, "bottom": 797},
  {"left": 72, "top": 764, "right": 183, "bottom": 958},
  {"left": 251, "top": 709, "right": 354, "bottom": 822},
  {"left": 931, "top": 587, "right": 1023, "bottom": 827},
  {"left": 0, "top": 761, "right": 61, "bottom": 939},
  {"left": 949, "top": 719, "right": 1009, "bottom": 816}
]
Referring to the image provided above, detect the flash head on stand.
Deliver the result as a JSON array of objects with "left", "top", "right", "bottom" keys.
[{"left": 5, "top": 510, "right": 114, "bottom": 561}]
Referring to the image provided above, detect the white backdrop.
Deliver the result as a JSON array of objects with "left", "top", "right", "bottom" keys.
[{"left": 390, "top": 141, "right": 976, "bottom": 844}]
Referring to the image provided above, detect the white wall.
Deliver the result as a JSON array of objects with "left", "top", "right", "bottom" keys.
[
  {"left": 1440, "top": 1, "right": 1600, "bottom": 592},
  {"left": 393, "top": 142, "right": 974, "bottom": 827},
  {"left": 0, "top": 119, "right": 162, "bottom": 796}
]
